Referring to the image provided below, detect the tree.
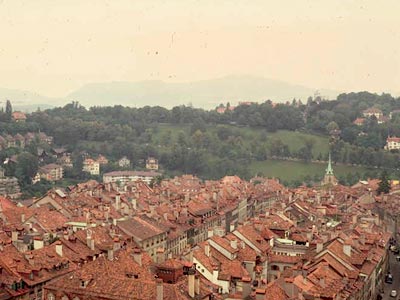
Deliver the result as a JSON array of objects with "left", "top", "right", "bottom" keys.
[
  {"left": 5, "top": 99, "right": 12, "bottom": 121},
  {"left": 15, "top": 152, "right": 38, "bottom": 185},
  {"left": 377, "top": 170, "right": 391, "bottom": 195},
  {"left": 326, "top": 121, "right": 339, "bottom": 133}
]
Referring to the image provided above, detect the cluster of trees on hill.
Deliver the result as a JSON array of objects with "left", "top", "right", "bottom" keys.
[{"left": 1, "top": 92, "right": 400, "bottom": 189}]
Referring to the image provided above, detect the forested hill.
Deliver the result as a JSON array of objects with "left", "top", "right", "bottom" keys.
[{"left": 1, "top": 91, "right": 400, "bottom": 188}]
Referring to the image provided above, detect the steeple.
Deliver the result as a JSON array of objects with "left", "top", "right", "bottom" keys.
[
  {"left": 326, "top": 152, "right": 334, "bottom": 175},
  {"left": 321, "top": 152, "right": 338, "bottom": 186}
]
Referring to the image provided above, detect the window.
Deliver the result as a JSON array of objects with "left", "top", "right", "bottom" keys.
[
  {"left": 47, "top": 293, "right": 55, "bottom": 300},
  {"left": 271, "top": 265, "right": 280, "bottom": 271}
]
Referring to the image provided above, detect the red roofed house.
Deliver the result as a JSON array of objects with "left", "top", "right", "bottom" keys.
[
  {"left": 385, "top": 136, "right": 400, "bottom": 150},
  {"left": 39, "top": 164, "right": 64, "bottom": 181},
  {"left": 96, "top": 154, "right": 109, "bottom": 165},
  {"left": 11, "top": 111, "right": 27, "bottom": 122},
  {"left": 362, "top": 107, "right": 383, "bottom": 119},
  {"left": 146, "top": 157, "right": 159, "bottom": 170},
  {"left": 353, "top": 117, "right": 365, "bottom": 126},
  {"left": 83, "top": 158, "right": 100, "bottom": 175}
]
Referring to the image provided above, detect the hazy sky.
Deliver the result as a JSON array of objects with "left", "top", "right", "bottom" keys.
[{"left": 1, "top": 0, "right": 400, "bottom": 97}]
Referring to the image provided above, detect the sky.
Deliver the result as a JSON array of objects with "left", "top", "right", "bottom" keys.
[{"left": 0, "top": 0, "right": 400, "bottom": 97}]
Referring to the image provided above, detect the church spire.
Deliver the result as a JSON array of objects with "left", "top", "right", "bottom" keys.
[{"left": 326, "top": 152, "right": 334, "bottom": 175}]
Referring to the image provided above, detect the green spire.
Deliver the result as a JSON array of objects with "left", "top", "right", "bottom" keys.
[{"left": 326, "top": 152, "right": 334, "bottom": 175}]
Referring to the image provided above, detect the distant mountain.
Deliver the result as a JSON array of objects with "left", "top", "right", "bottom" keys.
[
  {"left": 0, "top": 88, "right": 60, "bottom": 112},
  {"left": 67, "top": 76, "right": 339, "bottom": 109},
  {"left": 0, "top": 76, "right": 339, "bottom": 110}
]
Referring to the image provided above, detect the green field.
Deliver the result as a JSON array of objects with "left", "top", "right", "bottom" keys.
[
  {"left": 249, "top": 159, "right": 372, "bottom": 182},
  {"left": 154, "top": 124, "right": 330, "bottom": 158},
  {"left": 266, "top": 130, "right": 329, "bottom": 158}
]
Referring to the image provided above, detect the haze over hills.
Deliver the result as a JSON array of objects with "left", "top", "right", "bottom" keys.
[
  {"left": 0, "top": 87, "right": 58, "bottom": 112},
  {"left": 0, "top": 76, "right": 340, "bottom": 110},
  {"left": 67, "top": 76, "right": 339, "bottom": 109}
]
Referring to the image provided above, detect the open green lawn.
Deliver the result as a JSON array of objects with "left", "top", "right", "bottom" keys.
[
  {"left": 266, "top": 130, "right": 329, "bottom": 158},
  {"left": 154, "top": 124, "right": 330, "bottom": 158},
  {"left": 249, "top": 159, "right": 372, "bottom": 182}
]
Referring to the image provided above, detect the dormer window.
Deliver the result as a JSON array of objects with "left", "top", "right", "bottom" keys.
[
  {"left": 80, "top": 280, "right": 89, "bottom": 288},
  {"left": 47, "top": 293, "right": 55, "bottom": 300}
]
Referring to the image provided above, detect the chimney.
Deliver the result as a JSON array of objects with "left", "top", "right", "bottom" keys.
[
  {"left": 316, "top": 241, "right": 323, "bottom": 253},
  {"left": 115, "top": 194, "right": 120, "bottom": 210},
  {"left": 242, "top": 276, "right": 252, "bottom": 298},
  {"left": 194, "top": 275, "right": 200, "bottom": 295},
  {"left": 131, "top": 198, "right": 137, "bottom": 210},
  {"left": 343, "top": 242, "right": 351, "bottom": 257},
  {"left": 181, "top": 206, "right": 188, "bottom": 217},
  {"left": 149, "top": 205, "right": 155, "bottom": 216},
  {"left": 212, "top": 267, "right": 219, "bottom": 281},
  {"left": 11, "top": 231, "right": 18, "bottom": 242},
  {"left": 156, "top": 279, "right": 163, "bottom": 300},
  {"left": 107, "top": 249, "right": 114, "bottom": 261},
  {"left": 255, "top": 288, "right": 266, "bottom": 300},
  {"left": 113, "top": 237, "right": 120, "bottom": 251},
  {"left": 21, "top": 213, "right": 25, "bottom": 223},
  {"left": 230, "top": 239, "right": 238, "bottom": 249},
  {"left": 188, "top": 269, "right": 195, "bottom": 298},
  {"left": 156, "top": 248, "right": 165, "bottom": 264},
  {"left": 207, "top": 228, "right": 214, "bottom": 238},
  {"left": 319, "top": 277, "right": 325, "bottom": 288},
  {"left": 63, "top": 230, "right": 70, "bottom": 241},
  {"left": 133, "top": 248, "right": 142, "bottom": 266},
  {"left": 55, "top": 241, "right": 63, "bottom": 257},
  {"left": 33, "top": 237, "right": 44, "bottom": 250},
  {"left": 86, "top": 232, "right": 95, "bottom": 251},
  {"left": 359, "top": 234, "right": 365, "bottom": 245},
  {"left": 204, "top": 242, "right": 210, "bottom": 257}
]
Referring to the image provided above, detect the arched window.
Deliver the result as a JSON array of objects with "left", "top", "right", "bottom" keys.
[{"left": 271, "top": 265, "right": 280, "bottom": 271}]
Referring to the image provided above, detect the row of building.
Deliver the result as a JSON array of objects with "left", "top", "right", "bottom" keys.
[
  {"left": 0, "top": 132, "right": 53, "bottom": 150},
  {"left": 0, "top": 161, "right": 395, "bottom": 300}
]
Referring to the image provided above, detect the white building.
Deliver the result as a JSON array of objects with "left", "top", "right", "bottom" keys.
[
  {"left": 103, "top": 170, "right": 161, "bottom": 185},
  {"left": 118, "top": 156, "right": 131, "bottom": 168},
  {"left": 385, "top": 136, "right": 400, "bottom": 150},
  {"left": 82, "top": 158, "right": 100, "bottom": 175}
]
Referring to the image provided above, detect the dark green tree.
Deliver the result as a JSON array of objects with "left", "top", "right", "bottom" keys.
[
  {"left": 377, "top": 170, "right": 391, "bottom": 195},
  {"left": 15, "top": 152, "right": 38, "bottom": 185},
  {"left": 5, "top": 99, "right": 12, "bottom": 121}
]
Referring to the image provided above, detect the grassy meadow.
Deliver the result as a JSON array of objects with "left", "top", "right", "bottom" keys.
[{"left": 249, "top": 159, "right": 372, "bottom": 182}]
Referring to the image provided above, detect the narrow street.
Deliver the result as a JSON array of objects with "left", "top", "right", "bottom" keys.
[{"left": 382, "top": 250, "right": 400, "bottom": 300}]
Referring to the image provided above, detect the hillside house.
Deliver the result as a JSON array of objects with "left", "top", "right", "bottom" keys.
[
  {"left": 362, "top": 107, "right": 383, "bottom": 119},
  {"left": 39, "top": 164, "right": 64, "bottom": 181},
  {"left": 118, "top": 156, "right": 131, "bottom": 168},
  {"left": 83, "top": 158, "right": 100, "bottom": 175},
  {"left": 385, "top": 136, "right": 400, "bottom": 150},
  {"left": 146, "top": 157, "right": 159, "bottom": 170},
  {"left": 11, "top": 111, "right": 27, "bottom": 122}
]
